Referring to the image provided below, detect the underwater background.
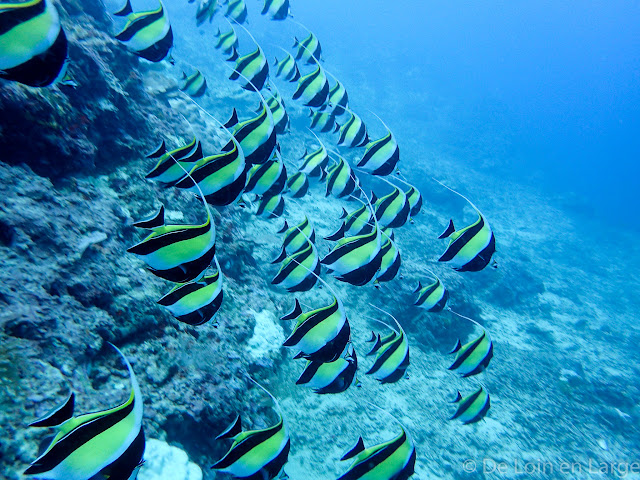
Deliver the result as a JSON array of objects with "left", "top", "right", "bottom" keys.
[{"left": 1, "top": 0, "right": 640, "bottom": 479}]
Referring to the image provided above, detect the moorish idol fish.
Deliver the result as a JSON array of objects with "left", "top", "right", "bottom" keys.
[
  {"left": 212, "top": 379, "right": 290, "bottom": 480},
  {"left": 114, "top": 0, "right": 173, "bottom": 63},
  {"left": 395, "top": 175, "right": 423, "bottom": 221},
  {"left": 0, "top": 0, "right": 70, "bottom": 87},
  {"left": 179, "top": 69, "right": 207, "bottom": 97},
  {"left": 365, "top": 328, "right": 397, "bottom": 357},
  {"left": 298, "top": 134, "right": 329, "bottom": 177},
  {"left": 448, "top": 310, "right": 493, "bottom": 377},
  {"left": 24, "top": 344, "right": 144, "bottom": 480},
  {"left": 337, "top": 111, "right": 369, "bottom": 148},
  {"left": 224, "top": 0, "right": 247, "bottom": 24},
  {"left": 157, "top": 257, "right": 223, "bottom": 326},
  {"left": 224, "top": 88, "right": 276, "bottom": 165},
  {"left": 373, "top": 180, "right": 410, "bottom": 228},
  {"left": 129, "top": 165, "right": 216, "bottom": 282},
  {"left": 229, "top": 44, "right": 269, "bottom": 91},
  {"left": 273, "top": 49, "right": 300, "bottom": 82},
  {"left": 435, "top": 179, "right": 496, "bottom": 272},
  {"left": 357, "top": 112, "right": 399, "bottom": 176},
  {"left": 292, "top": 62, "right": 329, "bottom": 108},
  {"left": 264, "top": 87, "right": 289, "bottom": 134},
  {"left": 413, "top": 274, "right": 448, "bottom": 312},
  {"left": 271, "top": 239, "right": 319, "bottom": 292},
  {"left": 273, "top": 216, "right": 315, "bottom": 259},
  {"left": 284, "top": 172, "right": 309, "bottom": 198},
  {"left": 245, "top": 157, "right": 287, "bottom": 196},
  {"left": 175, "top": 139, "right": 246, "bottom": 206},
  {"left": 214, "top": 26, "right": 239, "bottom": 54},
  {"left": 326, "top": 77, "right": 349, "bottom": 116},
  {"left": 325, "top": 156, "right": 358, "bottom": 198},
  {"left": 195, "top": 0, "right": 217, "bottom": 26},
  {"left": 145, "top": 137, "right": 204, "bottom": 187},
  {"left": 374, "top": 235, "right": 401, "bottom": 284},
  {"left": 337, "top": 416, "right": 416, "bottom": 480},
  {"left": 256, "top": 193, "right": 285, "bottom": 218},
  {"left": 281, "top": 294, "right": 351, "bottom": 363},
  {"left": 261, "top": 0, "right": 290, "bottom": 20},
  {"left": 365, "top": 304, "right": 410, "bottom": 384},
  {"left": 450, "top": 386, "right": 491, "bottom": 424},
  {"left": 291, "top": 22, "right": 322, "bottom": 64},
  {"left": 322, "top": 193, "right": 382, "bottom": 286},
  {"left": 324, "top": 204, "right": 373, "bottom": 241},
  {"left": 296, "top": 343, "right": 358, "bottom": 394},
  {"left": 309, "top": 106, "right": 337, "bottom": 133}
]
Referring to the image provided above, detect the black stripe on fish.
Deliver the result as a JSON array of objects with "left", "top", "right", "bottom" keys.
[
  {"left": 281, "top": 298, "right": 302, "bottom": 321},
  {"left": 98, "top": 428, "right": 145, "bottom": 480},
  {"left": 299, "top": 321, "right": 351, "bottom": 363},
  {"left": 212, "top": 420, "right": 286, "bottom": 469},
  {"left": 0, "top": 0, "right": 47, "bottom": 35},
  {"left": 340, "top": 436, "right": 365, "bottom": 461},
  {"left": 146, "top": 140, "right": 166, "bottom": 158},
  {"left": 439, "top": 219, "right": 455, "bottom": 239},
  {"left": 113, "top": 0, "right": 133, "bottom": 16},
  {"left": 438, "top": 216, "right": 485, "bottom": 262},
  {"left": 216, "top": 415, "right": 242, "bottom": 440},
  {"left": 114, "top": 6, "right": 164, "bottom": 42},
  {"left": 283, "top": 300, "right": 339, "bottom": 347},
  {"left": 127, "top": 221, "right": 212, "bottom": 257},
  {"left": 448, "top": 332, "right": 493, "bottom": 377}
]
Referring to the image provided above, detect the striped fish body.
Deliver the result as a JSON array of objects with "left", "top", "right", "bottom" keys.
[
  {"left": 25, "top": 346, "right": 144, "bottom": 480},
  {"left": 114, "top": 1, "right": 173, "bottom": 62},
  {"left": 245, "top": 159, "right": 287, "bottom": 196},
  {"left": 0, "top": 0, "right": 68, "bottom": 87},
  {"left": 272, "top": 241, "right": 319, "bottom": 292},
  {"left": 282, "top": 216, "right": 315, "bottom": 254},
  {"left": 230, "top": 46, "right": 269, "bottom": 91},
  {"left": 414, "top": 278, "right": 448, "bottom": 312},
  {"left": 293, "top": 33, "right": 321, "bottom": 64},
  {"left": 231, "top": 106, "right": 276, "bottom": 165},
  {"left": 309, "top": 107, "right": 337, "bottom": 133},
  {"left": 261, "top": 0, "right": 290, "bottom": 20},
  {"left": 225, "top": 0, "right": 247, "bottom": 24},
  {"left": 327, "top": 80, "right": 349, "bottom": 116},
  {"left": 337, "top": 113, "right": 368, "bottom": 148},
  {"left": 145, "top": 138, "right": 203, "bottom": 186},
  {"left": 157, "top": 269, "right": 223, "bottom": 326},
  {"left": 179, "top": 70, "right": 207, "bottom": 97},
  {"left": 127, "top": 214, "right": 216, "bottom": 283},
  {"left": 273, "top": 52, "right": 300, "bottom": 82},
  {"left": 375, "top": 237, "right": 401, "bottom": 283},
  {"left": 266, "top": 93, "right": 289, "bottom": 134},
  {"left": 214, "top": 27, "right": 238, "bottom": 54},
  {"left": 366, "top": 330, "right": 397, "bottom": 357},
  {"left": 338, "top": 428, "right": 416, "bottom": 480},
  {"left": 322, "top": 227, "right": 383, "bottom": 286},
  {"left": 374, "top": 187, "right": 410, "bottom": 228},
  {"left": 366, "top": 324, "right": 409, "bottom": 384},
  {"left": 449, "top": 330, "right": 493, "bottom": 377},
  {"left": 174, "top": 143, "right": 246, "bottom": 206},
  {"left": 293, "top": 64, "right": 329, "bottom": 107},
  {"left": 405, "top": 185, "right": 423, "bottom": 218},
  {"left": 256, "top": 194, "right": 285, "bottom": 218},
  {"left": 299, "top": 144, "right": 329, "bottom": 176},
  {"left": 212, "top": 417, "right": 290, "bottom": 480},
  {"left": 285, "top": 172, "right": 309, "bottom": 198},
  {"left": 296, "top": 346, "right": 357, "bottom": 394},
  {"left": 283, "top": 297, "right": 350, "bottom": 362},
  {"left": 450, "top": 386, "right": 490, "bottom": 424},
  {"left": 325, "top": 157, "right": 357, "bottom": 198},
  {"left": 438, "top": 214, "right": 496, "bottom": 272},
  {"left": 357, "top": 132, "right": 399, "bottom": 176}
]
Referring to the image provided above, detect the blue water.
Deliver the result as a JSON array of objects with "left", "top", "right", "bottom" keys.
[{"left": 279, "top": 0, "right": 640, "bottom": 228}]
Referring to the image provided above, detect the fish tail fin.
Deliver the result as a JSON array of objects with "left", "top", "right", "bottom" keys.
[
  {"left": 216, "top": 414, "right": 242, "bottom": 440},
  {"left": 450, "top": 390, "right": 463, "bottom": 403},
  {"left": 412, "top": 281, "right": 422, "bottom": 294},
  {"left": 340, "top": 436, "right": 365, "bottom": 461},
  {"left": 28, "top": 392, "right": 75, "bottom": 427},
  {"left": 324, "top": 222, "right": 346, "bottom": 241},
  {"left": 271, "top": 245, "right": 288, "bottom": 264},
  {"left": 448, "top": 339, "right": 462, "bottom": 355},
  {"left": 339, "top": 207, "right": 348, "bottom": 219},
  {"left": 113, "top": 0, "right": 133, "bottom": 16},
  {"left": 223, "top": 108, "right": 239, "bottom": 128},
  {"left": 366, "top": 330, "right": 377, "bottom": 342},
  {"left": 133, "top": 204, "right": 165, "bottom": 229},
  {"left": 226, "top": 46, "right": 239, "bottom": 62},
  {"left": 281, "top": 298, "right": 302, "bottom": 320},
  {"left": 276, "top": 220, "right": 289, "bottom": 234},
  {"left": 146, "top": 139, "right": 166, "bottom": 159},
  {"left": 438, "top": 219, "right": 455, "bottom": 239}
]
